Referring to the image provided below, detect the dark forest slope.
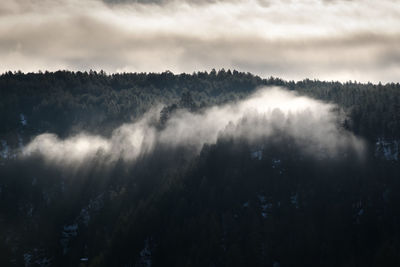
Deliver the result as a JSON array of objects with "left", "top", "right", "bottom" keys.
[{"left": 0, "top": 70, "right": 399, "bottom": 267}]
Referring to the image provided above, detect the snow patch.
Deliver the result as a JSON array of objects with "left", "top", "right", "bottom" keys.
[
  {"left": 23, "top": 253, "right": 32, "bottom": 266},
  {"left": 24, "top": 249, "right": 51, "bottom": 267},
  {"left": 20, "top": 114, "right": 27, "bottom": 126},
  {"left": 257, "top": 194, "right": 266, "bottom": 203},
  {"left": 251, "top": 150, "right": 263, "bottom": 160},
  {"left": 62, "top": 224, "right": 78, "bottom": 237},
  {"left": 1, "top": 140, "right": 9, "bottom": 159},
  {"left": 61, "top": 224, "right": 78, "bottom": 255},
  {"left": 375, "top": 138, "right": 399, "bottom": 161},
  {"left": 77, "top": 194, "right": 104, "bottom": 227},
  {"left": 26, "top": 203, "right": 34, "bottom": 217},
  {"left": 258, "top": 194, "right": 272, "bottom": 218},
  {"left": 290, "top": 193, "right": 299, "bottom": 209},
  {"left": 18, "top": 134, "right": 24, "bottom": 150},
  {"left": 35, "top": 257, "right": 51, "bottom": 267},
  {"left": 79, "top": 208, "right": 90, "bottom": 227},
  {"left": 60, "top": 194, "right": 104, "bottom": 255},
  {"left": 272, "top": 158, "right": 281, "bottom": 169},
  {"left": 138, "top": 238, "right": 152, "bottom": 267},
  {"left": 352, "top": 200, "right": 364, "bottom": 224}
]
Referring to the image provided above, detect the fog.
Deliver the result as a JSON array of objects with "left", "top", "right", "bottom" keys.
[{"left": 23, "top": 87, "right": 365, "bottom": 166}]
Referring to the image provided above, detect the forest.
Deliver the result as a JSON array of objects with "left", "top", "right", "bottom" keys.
[{"left": 0, "top": 70, "right": 400, "bottom": 266}]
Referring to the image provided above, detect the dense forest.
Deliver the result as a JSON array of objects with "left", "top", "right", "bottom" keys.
[{"left": 0, "top": 70, "right": 399, "bottom": 266}]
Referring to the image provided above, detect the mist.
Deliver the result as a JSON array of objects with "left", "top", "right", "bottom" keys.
[{"left": 22, "top": 87, "right": 365, "bottom": 167}]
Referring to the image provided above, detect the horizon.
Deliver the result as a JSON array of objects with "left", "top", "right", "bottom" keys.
[{"left": 2, "top": 68, "right": 399, "bottom": 86}]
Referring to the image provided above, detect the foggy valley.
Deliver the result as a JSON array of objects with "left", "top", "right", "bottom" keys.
[{"left": 1, "top": 0, "right": 400, "bottom": 266}]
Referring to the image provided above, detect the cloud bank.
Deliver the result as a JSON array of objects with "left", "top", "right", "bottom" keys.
[
  {"left": 0, "top": 0, "right": 400, "bottom": 82},
  {"left": 23, "top": 87, "right": 365, "bottom": 166}
]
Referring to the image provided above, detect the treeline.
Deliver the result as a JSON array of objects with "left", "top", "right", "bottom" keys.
[{"left": 1, "top": 69, "right": 400, "bottom": 140}]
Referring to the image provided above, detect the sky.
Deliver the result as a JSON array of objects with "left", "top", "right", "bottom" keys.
[{"left": 1, "top": 0, "right": 399, "bottom": 82}]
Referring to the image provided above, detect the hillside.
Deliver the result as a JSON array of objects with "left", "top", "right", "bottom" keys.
[{"left": 0, "top": 70, "right": 400, "bottom": 266}]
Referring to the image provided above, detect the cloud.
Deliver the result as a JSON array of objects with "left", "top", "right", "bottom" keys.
[
  {"left": 23, "top": 87, "right": 365, "bottom": 166},
  {"left": 101, "top": 0, "right": 240, "bottom": 5},
  {"left": 1, "top": 0, "right": 399, "bottom": 82}
]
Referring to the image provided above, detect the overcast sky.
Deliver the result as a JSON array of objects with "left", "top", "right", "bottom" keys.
[{"left": 1, "top": 0, "right": 399, "bottom": 82}]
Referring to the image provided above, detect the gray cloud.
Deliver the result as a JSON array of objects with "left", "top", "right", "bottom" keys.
[
  {"left": 101, "top": 0, "right": 245, "bottom": 5},
  {"left": 23, "top": 87, "right": 365, "bottom": 167},
  {"left": 1, "top": 0, "right": 400, "bottom": 82},
  {"left": 102, "top": 0, "right": 216, "bottom": 4}
]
